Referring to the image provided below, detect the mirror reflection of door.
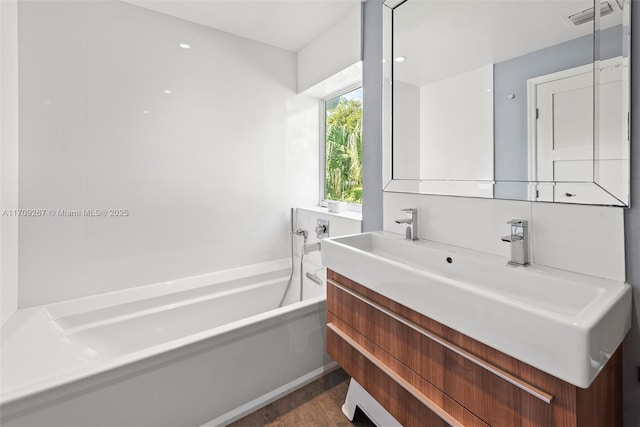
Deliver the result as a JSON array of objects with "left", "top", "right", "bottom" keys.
[{"left": 528, "top": 57, "right": 628, "bottom": 204}]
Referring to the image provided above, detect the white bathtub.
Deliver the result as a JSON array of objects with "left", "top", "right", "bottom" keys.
[{"left": 0, "top": 259, "right": 333, "bottom": 426}]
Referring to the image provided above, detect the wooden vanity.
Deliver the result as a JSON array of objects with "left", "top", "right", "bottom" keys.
[{"left": 326, "top": 270, "right": 622, "bottom": 427}]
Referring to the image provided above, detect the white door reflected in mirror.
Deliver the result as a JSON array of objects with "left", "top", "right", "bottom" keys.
[{"left": 529, "top": 57, "right": 629, "bottom": 204}]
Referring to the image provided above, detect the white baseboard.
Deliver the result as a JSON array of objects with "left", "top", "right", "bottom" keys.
[{"left": 202, "top": 361, "right": 339, "bottom": 427}]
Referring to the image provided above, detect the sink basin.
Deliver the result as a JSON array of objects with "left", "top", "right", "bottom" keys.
[{"left": 321, "top": 231, "right": 632, "bottom": 388}]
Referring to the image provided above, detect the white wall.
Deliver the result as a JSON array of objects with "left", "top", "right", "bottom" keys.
[
  {"left": 17, "top": 0, "right": 319, "bottom": 307},
  {"left": 392, "top": 81, "right": 420, "bottom": 179},
  {"left": 419, "top": 65, "right": 494, "bottom": 182},
  {"left": 384, "top": 193, "right": 625, "bottom": 281},
  {"left": 1, "top": 0, "right": 20, "bottom": 325},
  {"left": 297, "top": 4, "right": 362, "bottom": 93}
]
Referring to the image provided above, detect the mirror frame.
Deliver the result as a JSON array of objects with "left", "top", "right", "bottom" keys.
[{"left": 382, "top": 0, "right": 631, "bottom": 207}]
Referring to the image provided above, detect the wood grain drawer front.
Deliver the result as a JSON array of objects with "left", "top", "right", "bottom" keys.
[
  {"left": 328, "top": 279, "right": 555, "bottom": 426},
  {"left": 444, "top": 349, "right": 552, "bottom": 426},
  {"left": 328, "top": 314, "right": 489, "bottom": 427},
  {"left": 327, "top": 280, "right": 446, "bottom": 389},
  {"left": 327, "top": 322, "right": 490, "bottom": 427}
]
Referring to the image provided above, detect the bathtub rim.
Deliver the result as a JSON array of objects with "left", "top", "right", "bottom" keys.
[
  {"left": 1, "top": 259, "right": 324, "bottom": 408},
  {"left": 35, "top": 258, "right": 293, "bottom": 321},
  {"left": 1, "top": 295, "right": 326, "bottom": 416}
]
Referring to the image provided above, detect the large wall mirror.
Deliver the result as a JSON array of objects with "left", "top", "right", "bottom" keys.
[{"left": 382, "top": 0, "right": 631, "bottom": 206}]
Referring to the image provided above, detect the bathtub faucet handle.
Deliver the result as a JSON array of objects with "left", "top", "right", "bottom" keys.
[{"left": 315, "top": 219, "right": 329, "bottom": 239}]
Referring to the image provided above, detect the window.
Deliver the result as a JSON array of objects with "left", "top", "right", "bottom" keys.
[{"left": 323, "top": 87, "right": 363, "bottom": 204}]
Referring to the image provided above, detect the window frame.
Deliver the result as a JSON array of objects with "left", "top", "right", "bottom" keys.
[{"left": 320, "top": 84, "right": 364, "bottom": 210}]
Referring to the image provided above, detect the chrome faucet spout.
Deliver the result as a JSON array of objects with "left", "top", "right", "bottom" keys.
[
  {"left": 395, "top": 208, "right": 418, "bottom": 241},
  {"left": 303, "top": 242, "right": 321, "bottom": 255},
  {"left": 501, "top": 219, "right": 529, "bottom": 266}
]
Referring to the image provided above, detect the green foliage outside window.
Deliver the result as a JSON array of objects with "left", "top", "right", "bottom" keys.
[{"left": 325, "top": 90, "right": 363, "bottom": 204}]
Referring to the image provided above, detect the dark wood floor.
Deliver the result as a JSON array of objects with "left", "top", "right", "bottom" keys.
[{"left": 228, "top": 368, "right": 376, "bottom": 427}]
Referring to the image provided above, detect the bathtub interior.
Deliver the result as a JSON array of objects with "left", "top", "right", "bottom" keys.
[
  {"left": 0, "top": 258, "right": 328, "bottom": 406},
  {"left": 49, "top": 268, "right": 292, "bottom": 329}
]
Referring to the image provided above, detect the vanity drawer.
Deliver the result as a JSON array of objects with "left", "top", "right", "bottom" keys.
[
  {"left": 327, "top": 279, "right": 446, "bottom": 389},
  {"left": 327, "top": 278, "right": 555, "bottom": 426},
  {"left": 327, "top": 320, "right": 488, "bottom": 427},
  {"left": 443, "top": 348, "right": 552, "bottom": 426}
]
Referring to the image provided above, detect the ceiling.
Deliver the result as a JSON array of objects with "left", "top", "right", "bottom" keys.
[
  {"left": 122, "top": 0, "right": 362, "bottom": 52},
  {"left": 394, "top": 0, "right": 626, "bottom": 86}
]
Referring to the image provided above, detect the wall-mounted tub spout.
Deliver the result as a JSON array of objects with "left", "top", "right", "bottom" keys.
[
  {"left": 303, "top": 242, "right": 321, "bottom": 255},
  {"left": 305, "top": 272, "right": 323, "bottom": 286}
]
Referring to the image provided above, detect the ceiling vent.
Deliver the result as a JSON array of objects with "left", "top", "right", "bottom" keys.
[{"left": 567, "top": 1, "right": 616, "bottom": 26}]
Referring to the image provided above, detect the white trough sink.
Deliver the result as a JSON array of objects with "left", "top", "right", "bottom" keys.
[{"left": 321, "top": 231, "right": 632, "bottom": 388}]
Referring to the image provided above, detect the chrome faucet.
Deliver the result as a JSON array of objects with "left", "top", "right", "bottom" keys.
[
  {"left": 501, "top": 219, "right": 529, "bottom": 266},
  {"left": 395, "top": 208, "right": 418, "bottom": 241}
]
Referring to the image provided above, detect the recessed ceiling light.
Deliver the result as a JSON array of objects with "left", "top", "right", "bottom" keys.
[
  {"left": 394, "top": 56, "right": 407, "bottom": 63},
  {"left": 179, "top": 43, "right": 191, "bottom": 49},
  {"left": 567, "top": 1, "right": 615, "bottom": 26},
  {"left": 163, "top": 90, "right": 172, "bottom": 94},
  {"left": 143, "top": 110, "right": 150, "bottom": 114}
]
